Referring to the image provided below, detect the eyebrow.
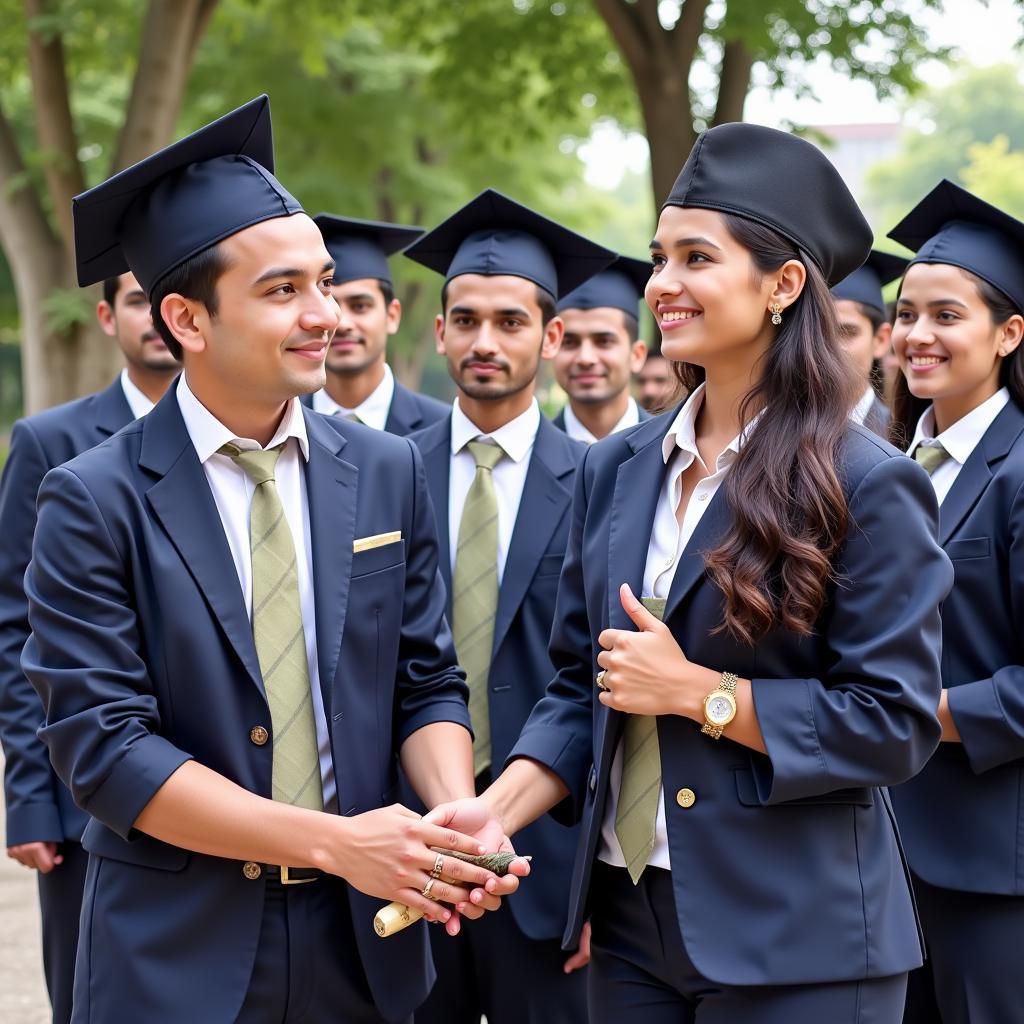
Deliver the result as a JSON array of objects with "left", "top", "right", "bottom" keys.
[
  {"left": 896, "top": 296, "right": 969, "bottom": 309},
  {"left": 449, "top": 305, "right": 532, "bottom": 319},
  {"left": 649, "top": 236, "right": 723, "bottom": 252},
  {"left": 340, "top": 292, "right": 376, "bottom": 303},
  {"left": 252, "top": 259, "right": 335, "bottom": 287},
  {"left": 123, "top": 290, "right": 147, "bottom": 301}
]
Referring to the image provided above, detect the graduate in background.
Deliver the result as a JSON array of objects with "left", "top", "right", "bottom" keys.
[
  {"left": 831, "top": 249, "right": 907, "bottom": 438},
  {"left": 552, "top": 256, "right": 650, "bottom": 443},
  {"left": 304, "top": 214, "right": 448, "bottom": 434},
  {"left": 887, "top": 181, "right": 1024, "bottom": 1024},
  {"left": 425, "top": 124, "right": 952, "bottom": 1024},
  {"left": 635, "top": 349, "right": 675, "bottom": 413}
]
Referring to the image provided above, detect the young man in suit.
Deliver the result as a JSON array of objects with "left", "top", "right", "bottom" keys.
[
  {"left": 21, "top": 96, "right": 524, "bottom": 1024},
  {"left": 635, "top": 349, "right": 675, "bottom": 413},
  {"left": 403, "top": 189, "right": 614, "bottom": 1024},
  {"left": 831, "top": 249, "right": 908, "bottom": 438},
  {"left": 551, "top": 256, "right": 650, "bottom": 443},
  {"left": 0, "top": 268, "right": 178, "bottom": 1024},
  {"left": 303, "top": 214, "right": 448, "bottom": 434}
]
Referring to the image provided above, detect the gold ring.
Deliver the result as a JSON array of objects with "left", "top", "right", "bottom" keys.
[
  {"left": 595, "top": 670, "right": 608, "bottom": 691},
  {"left": 430, "top": 853, "right": 444, "bottom": 879},
  {"left": 421, "top": 878, "right": 438, "bottom": 900}
]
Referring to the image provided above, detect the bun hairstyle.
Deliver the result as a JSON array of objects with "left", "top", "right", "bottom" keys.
[{"left": 663, "top": 124, "right": 872, "bottom": 644}]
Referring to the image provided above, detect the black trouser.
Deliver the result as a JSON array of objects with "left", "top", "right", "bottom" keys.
[
  {"left": 904, "top": 874, "right": 1024, "bottom": 1024},
  {"left": 588, "top": 862, "right": 908, "bottom": 1024},
  {"left": 37, "top": 839, "right": 89, "bottom": 1024}
]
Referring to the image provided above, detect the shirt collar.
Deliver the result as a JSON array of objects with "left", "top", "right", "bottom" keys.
[
  {"left": 562, "top": 397, "right": 641, "bottom": 445},
  {"left": 450, "top": 397, "right": 540, "bottom": 463},
  {"left": 908, "top": 387, "right": 1010, "bottom": 465},
  {"left": 176, "top": 374, "right": 310, "bottom": 464},
  {"left": 661, "top": 383, "right": 755, "bottom": 471},
  {"left": 311, "top": 363, "right": 394, "bottom": 431},
  {"left": 850, "top": 385, "right": 877, "bottom": 426},
  {"left": 120, "top": 368, "right": 156, "bottom": 419}
]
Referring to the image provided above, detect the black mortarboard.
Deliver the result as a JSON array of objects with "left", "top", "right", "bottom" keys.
[
  {"left": 556, "top": 255, "right": 651, "bottom": 319},
  {"left": 664, "top": 123, "right": 872, "bottom": 287},
  {"left": 73, "top": 95, "right": 302, "bottom": 295},
  {"left": 887, "top": 180, "right": 1024, "bottom": 311},
  {"left": 313, "top": 214, "right": 424, "bottom": 287},
  {"left": 831, "top": 250, "right": 909, "bottom": 315},
  {"left": 403, "top": 188, "right": 616, "bottom": 299}
]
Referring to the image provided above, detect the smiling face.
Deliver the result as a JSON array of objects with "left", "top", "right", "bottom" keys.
[
  {"left": 326, "top": 278, "right": 400, "bottom": 377},
  {"left": 893, "top": 262, "right": 1023, "bottom": 419},
  {"left": 554, "top": 307, "right": 646, "bottom": 405}
]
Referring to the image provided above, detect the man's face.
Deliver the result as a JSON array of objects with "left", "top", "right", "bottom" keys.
[
  {"left": 325, "top": 278, "right": 400, "bottom": 377},
  {"left": 435, "top": 274, "right": 562, "bottom": 401},
  {"left": 554, "top": 306, "right": 646, "bottom": 405},
  {"left": 635, "top": 354, "right": 674, "bottom": 412},
  {"left": 174, "top": 214, "right": 340, "bottom": 406},
  {"left": 97, "top": 272, "right": 179, "bottom": 372},
  {"left": 835, "top": 298, "right": 890, "bottom": 385}
]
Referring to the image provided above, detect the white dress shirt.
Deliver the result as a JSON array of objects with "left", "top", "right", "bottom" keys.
[
  {"left": 850, "top": 385, "right": 877, "bottom": 427},
  {"left": 176, "top": 376, "right": 336, "bottom": 811},
  {"left": 120, "top": 368, "right": 156, "bottom": 419},
  {"left": 908, "top": 387, "right": 1010, "bottom": 506},
  {"left": 448, "top": 398, "right": 540, "bottom": 584},
  {"left": 311, "top": 363, "right": 395, "bottom": 431},
  {"left": 562, "top": 397, "right": 641, "bottom": 445},
  {"left": 599, "top": 383, "right": 751, "bottom": 871}
]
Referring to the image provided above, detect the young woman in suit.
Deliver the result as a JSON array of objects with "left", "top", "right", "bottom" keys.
[
  {"left": 426, "top": 123, "right": 953, "bottom": 1023},
  {"left": 886, "top": 181, "right": 1024, "bottom": 1024}
]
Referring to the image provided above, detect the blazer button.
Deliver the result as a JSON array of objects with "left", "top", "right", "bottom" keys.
[
  {"left": 588, "top": 766, "right": 597, "bottom": 793},
  {"left": 676, "top": 788, "right": 696, "bottom": 809},
  {"left": 242, "top": 861, "right": 262, "bottom": 880},
  {"left": 250, "top": 726, "right": 269, "bottom": 746}
]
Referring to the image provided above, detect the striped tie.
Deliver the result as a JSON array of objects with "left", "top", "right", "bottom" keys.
[
  {"left": 615, "top": 596, "right": 666, "bottom": 883},
  {"left": 452, "top": 440, "right": 505, "bottom": 777},
  {"left": 914, "top": 443, "right": 951, "bottom": 476},
  {"left": 220, "top": 443, "right": 323, "bottom": 812}
]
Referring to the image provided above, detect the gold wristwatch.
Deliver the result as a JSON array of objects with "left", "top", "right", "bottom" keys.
[{"left": 701, "top": 671, "right": 738, "bottom": 739}]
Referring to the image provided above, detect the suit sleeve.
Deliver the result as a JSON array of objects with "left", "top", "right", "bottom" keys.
[
  {"left": 947, "top": 477, "right": 1024, "bottom": 773},
  {"left": 750, "top": 455, "right": 952, "bottom": 803},
  {"left": 394, "top": 439, "right": 472, "bottom": 745},
  {"left": 21, "top": 466, "right": 192, "bottom": 839},
  {"left": 507, "top": 446, "right": 595, "bottom": 825},
  {"left": 0, "top": 421, "right": 65, "bottom": 846}
]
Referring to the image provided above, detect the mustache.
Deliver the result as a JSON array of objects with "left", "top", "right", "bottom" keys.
[
  {"left": 141, "top": 331, "right": 162, "bottom": 343},
  {"left": 459, "top": 355, "right": 510, "bottom": 374}
]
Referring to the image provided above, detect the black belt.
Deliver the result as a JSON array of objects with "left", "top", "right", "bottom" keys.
[{"left": 265, "top": 865, "right": 325, "bottom": 885}]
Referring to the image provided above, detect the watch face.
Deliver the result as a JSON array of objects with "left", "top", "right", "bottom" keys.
[{"left": 707, "top": 694, "right": 735, "bottom": 725}]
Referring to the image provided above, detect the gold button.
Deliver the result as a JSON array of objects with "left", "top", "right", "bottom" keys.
[
  {"left": 242, "top": 861, "right": 262, "bottom": 880},
  {"left": 249, "top": 726, "right": 269, "bottom": 746},
  {"left": 676, "top": 788, "right": 696, "bottom": 809}
]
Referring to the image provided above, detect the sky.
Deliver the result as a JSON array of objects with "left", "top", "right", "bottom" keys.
[{"left": 580, "top": 0, "right": 1024, "bottom": 188}]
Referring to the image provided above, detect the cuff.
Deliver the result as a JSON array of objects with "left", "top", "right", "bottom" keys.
[
  {"left": 947, "top": 679, "right": 1020, "bottom": 775},
  {"left": 397, "top": 699, "right": 473, "bottom": 749},
  {"left": 5, "top": 801, "right": 64, "bottom": 847}
]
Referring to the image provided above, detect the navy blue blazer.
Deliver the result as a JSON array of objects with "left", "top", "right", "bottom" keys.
[
  {"left": 0, "top": 377, "right": 133, "bottom": 848},
  {"left": 21, "top": 389, "right": 470, "bottom": 1024},
  {"left": 510, "top": 412, "right": 953, "bottom": 986},
  {"left": 550, "top": 403, "right": 650, "bottom": 435},
  {"left": 892, "top": 399, "right": 1024, "bottom": 896},
  {"left": 862, "top": 395, "right": 891, "bottom": 439},
  {"left": 300, "top": 378, "right": 449, "bottom": 436},
  {"left": 411, "top": 414, "right": 585, "bottom": 941}
]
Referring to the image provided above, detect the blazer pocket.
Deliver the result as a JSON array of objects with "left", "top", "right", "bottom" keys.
[
  {"left": 82, "top": 821, "right": 190, "bottom": 872},
  {"left": 535, "top": 552, "right": 565, "bottom": 578},
  {"left": 351, "top": 540, "right": 405, "bottom": 578},
  {"left": 946, "top": 536, "right": 990, "bottom": 560},
  {"left": 733, "top": 768, "right": 874, "bottom": 808}
]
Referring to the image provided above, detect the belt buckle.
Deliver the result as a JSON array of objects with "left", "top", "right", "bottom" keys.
[{"left": 279, "top": 865, "right": 317, "bottom": 885}]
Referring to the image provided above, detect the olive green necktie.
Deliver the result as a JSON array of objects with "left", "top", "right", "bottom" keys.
[
  {"left": 219, "top": 443, "right": 323, "bottom": 812},
  {"left": 343, "top": 412, "right": 362, "bottom": 424},
  {"left": 615, "top": 596, "right": 666, "bottom": 883},
  {"left": 914, "top": 443, "right": 951, "bottom": 476},
  {"left": 452, "top": 440, "right": 505, "bottom": 777}
]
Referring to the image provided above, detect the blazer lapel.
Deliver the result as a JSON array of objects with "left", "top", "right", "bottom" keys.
[
  {"left": 491, "top": 419, "right": 575, "bottom": 657},
  {"left": 303, "top": 412, "right": 359, "bottom": 706},
  {"left": 94, "top": 376, "right": 135, "bottom": 436},
  {"left": 385, "top": 382, "right": 420, "bottom": 435},
  {"left": 140, "top": 392, "right": 265, "bottom": 694},
  {"left": 662, "top": 486, "right": 731, "bottom": 625},
  {"left": 416, "top": 418, "right": 454, "bottom": 609}
]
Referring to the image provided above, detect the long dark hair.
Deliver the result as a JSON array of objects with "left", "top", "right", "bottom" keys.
[
  {"left": 890, "top": 269, "right": 1024, "bottom": 450},
  {"left": 673, "top": 214, "right": 859, "bottom": 645}
]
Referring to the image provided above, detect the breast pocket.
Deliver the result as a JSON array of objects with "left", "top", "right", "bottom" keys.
[
  {"left": 535, "top": 552, "right": 565, "bottom": 579},
  {"left": 350, "top": 540, "right": 405, "bottom": 579},
  {"left": 946, "top": 537, "right": 990, "bottom": 561}
]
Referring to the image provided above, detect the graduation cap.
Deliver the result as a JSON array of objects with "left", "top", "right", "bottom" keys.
[
  {"left": 556, "top": 256, "right": 652, "bottom": 319},
  {"left": 403, "top": 188, "right": 616, "bottom": 299},
  {"left": 887, "top": 180, "right": 1024, "bottom": 311},
  {"left": 831, "top": 250, "right": 908, "bottom": 315},
  {"left": 313, "top": 214, "right": 424, "bottom": 287},
  {"left": 73, "top": 94, "right": 302, "bottom": 295},
  {"left": 664, "top": 123, "right": 872, "bottom": 287}
]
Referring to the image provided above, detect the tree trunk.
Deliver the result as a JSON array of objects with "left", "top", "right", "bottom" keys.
[{"left": 636, "top": 65, "right": 700, "bottom": 210}]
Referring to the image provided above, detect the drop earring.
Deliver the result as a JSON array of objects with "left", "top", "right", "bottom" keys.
[{"left": 769, "top": 302, "right": 783, "bottom": 326}]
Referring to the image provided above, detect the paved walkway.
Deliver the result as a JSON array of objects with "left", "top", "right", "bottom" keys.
[{"left": 0, "top": 760, "right": 52, "bottom": 1023}]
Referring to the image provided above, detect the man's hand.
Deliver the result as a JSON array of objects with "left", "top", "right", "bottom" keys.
[
  {"left": 563, "top": 921, "right": 592, "bottom": 973},
  {"left": 423, "top": 797, "right": 531, "bottom": 934},
  {"left": 7, "top": 841, "right": 62, "bottom": 873}
]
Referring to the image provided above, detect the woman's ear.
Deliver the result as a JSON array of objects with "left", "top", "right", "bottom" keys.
[
  {"left": 160, "top": 294, "right": 206, "bottom": 356},
  {"left": 997, "top": 313, "right": 1024, "bottom": 358},
  {"left": 771, "top": 259, "right": 808, "bottom": 313}
]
